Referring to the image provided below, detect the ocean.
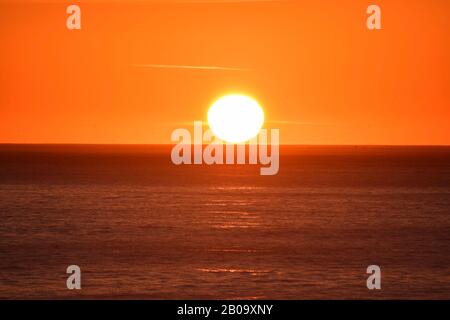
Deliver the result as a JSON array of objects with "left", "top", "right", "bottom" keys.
[{"left": 0, "top": 145, "right": 449, "bottom": 299}]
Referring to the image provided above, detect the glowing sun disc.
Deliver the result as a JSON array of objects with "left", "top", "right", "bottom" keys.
[{"left": 207, "top": 94, "right": 264, "bottom": 143}]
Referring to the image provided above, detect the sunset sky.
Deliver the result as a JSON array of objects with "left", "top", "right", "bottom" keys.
[{"left": 0, "top": 0, "right": 449, "bottom": 145}]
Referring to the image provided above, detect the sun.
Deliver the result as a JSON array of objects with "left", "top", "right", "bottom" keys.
[{"left": 207, "top": 94, "right": 264, "bottom": 144}]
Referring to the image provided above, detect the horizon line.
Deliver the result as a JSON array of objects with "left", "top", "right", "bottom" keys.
[{"left": 0, "top": 143, "right": 449, "bottom": 147}]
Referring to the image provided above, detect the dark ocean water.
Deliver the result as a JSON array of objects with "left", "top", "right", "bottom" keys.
[{"left": 0, "top": 145, "right": 449, "bottom": 299}]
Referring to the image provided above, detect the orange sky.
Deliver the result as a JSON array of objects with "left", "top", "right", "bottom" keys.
[{"left": 0, "top": 0, "right": 449, "bottom": 144}]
